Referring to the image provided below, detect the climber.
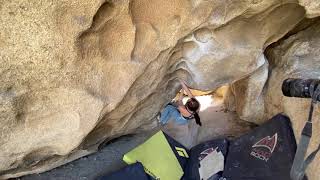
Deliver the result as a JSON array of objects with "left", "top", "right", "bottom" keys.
[{"left": 158, "top": 79, "right": 202, "bottom": 126}]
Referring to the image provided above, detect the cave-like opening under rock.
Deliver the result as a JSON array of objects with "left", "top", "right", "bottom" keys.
[{"left": 162, "top": 86, "right": 256, "bottom": 148}]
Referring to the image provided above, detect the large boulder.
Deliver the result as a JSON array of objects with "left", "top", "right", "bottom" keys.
[
  {"left": 230, "top": 59, "right": 269, "bottom": 124},
  {"left": 264, "top": 19, "right": 320, "bottom": 180},
  {"left": 0, "top": 0, "right": 313, "bottom": 178},
  {"left": 231, "top": 18, "right": 320, "bottom": 180}
]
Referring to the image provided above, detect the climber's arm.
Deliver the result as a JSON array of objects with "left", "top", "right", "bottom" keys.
[
  {"left": 176, "top": 90, "right": 184, "bottom": 106},
  {"left": 179, "top": 79, "right": 194, "bottom": 98}
]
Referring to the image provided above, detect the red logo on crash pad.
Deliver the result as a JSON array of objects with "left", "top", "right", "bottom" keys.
[{"left": 250, "top": 133, "right": 278, "bottom": 162}]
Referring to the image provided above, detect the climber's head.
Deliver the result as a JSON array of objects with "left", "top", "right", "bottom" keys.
[
  {"left": 185, "top": 98, "right": 200, "bottom": 112},
  {"left": 185, "top": 98, "right": 202, "bottom": 126}
]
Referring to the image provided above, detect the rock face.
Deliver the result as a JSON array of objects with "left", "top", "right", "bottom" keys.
[
  {"left": 299, "top": 0, "right": 320, "bottom": 18},
  {"left": 264, "top": 20, "right": 320, "bottom": 180},
  {"left": 0, "top": 0, "right": 318, "bottom": 178},
  {"left": 230, "top": 58, "right": 269, "bottom": 124},
  {"left": 231, "top": 19, "right": 320, "bottom": 180}
]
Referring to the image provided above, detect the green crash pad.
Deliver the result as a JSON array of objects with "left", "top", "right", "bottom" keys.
[{"left": 123, "top": 131, "right": 188, "bottom": 180}]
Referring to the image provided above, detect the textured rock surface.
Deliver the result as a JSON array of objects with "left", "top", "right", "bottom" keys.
[
  {"left": 232, "top": 19, "right": 320, "bottom": 180},
  {"left": 0, "top": 0, "right": 316, "bottom": 178},
  {"left": 231, "top": 59, "right": 269, "bottom": 124},
  {"left": 299, "top": 0, "right": 320, "bottom": 17},
  {"left": 264, "top": 20, "right": 320, "bottom": 180}
]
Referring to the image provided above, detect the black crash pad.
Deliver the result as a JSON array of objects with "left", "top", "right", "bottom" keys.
[
  {"left": 97, "top": 162, "right": 149, "bottom": 180},
  {"left": 222, "top": 114, "right": 297, "bottom": 180}
]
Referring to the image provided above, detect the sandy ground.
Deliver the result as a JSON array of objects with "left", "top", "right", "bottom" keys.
[
  {"left": 196, "top": 96, "right": 255, "bottom": 143},
  {"left": 15, "top": 95, "right": 255, "bottom": 180}
]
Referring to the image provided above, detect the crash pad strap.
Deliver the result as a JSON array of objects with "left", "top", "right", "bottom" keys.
[
  {"left": 302, "top": 143, "right": 320, "bottom": 175},
  {"left": 291, "top": 124, "right": 320, "bottom": 180},
  {"left": 290, "top": 133, "right": 311, "bottom": 180}
]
